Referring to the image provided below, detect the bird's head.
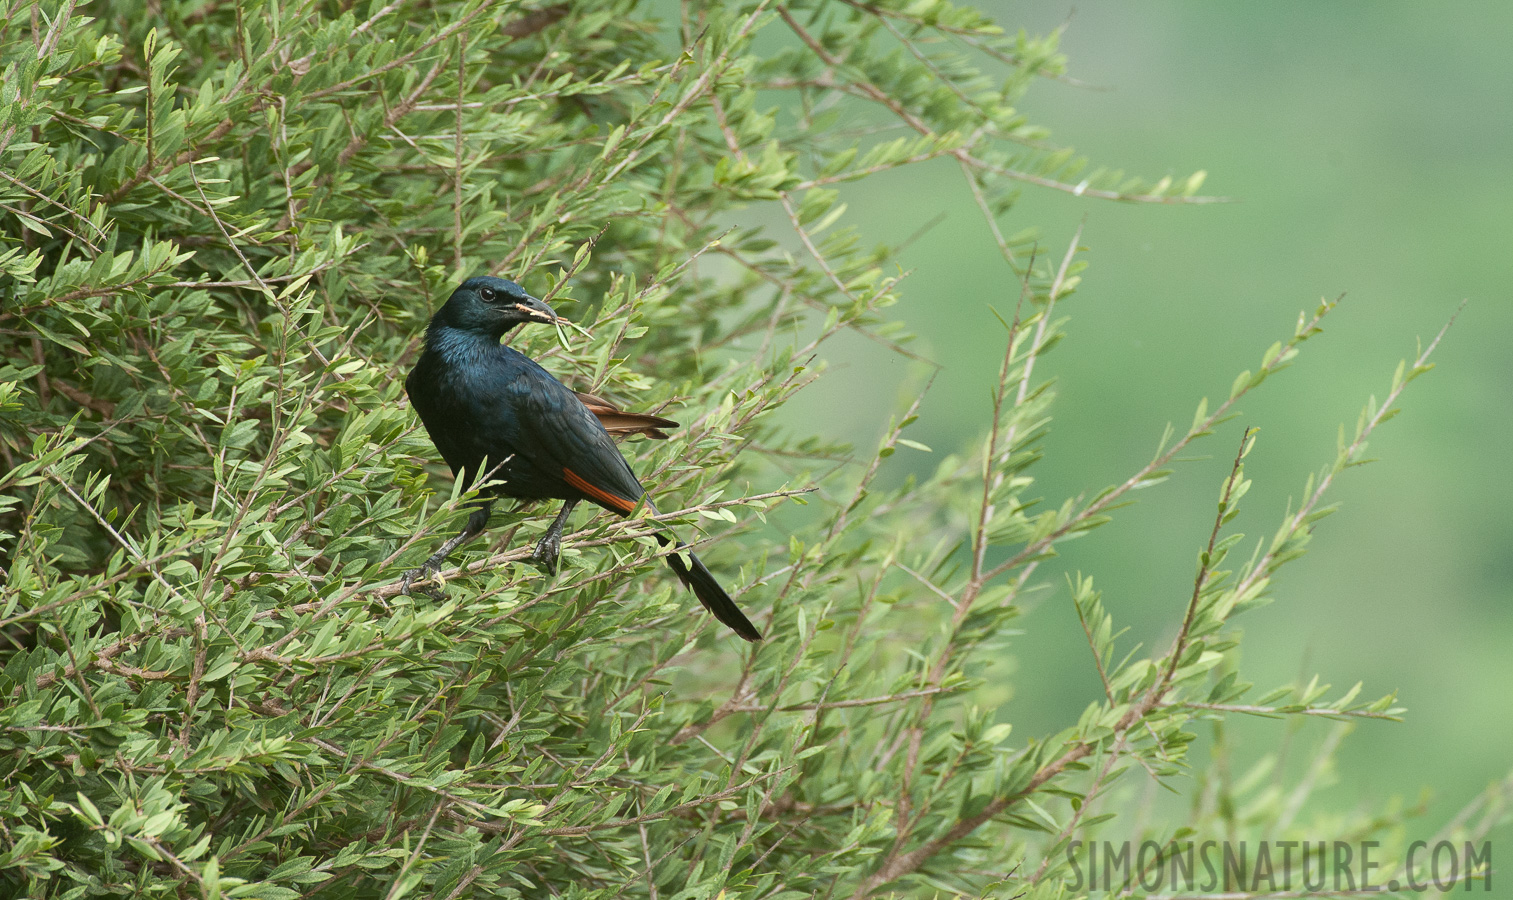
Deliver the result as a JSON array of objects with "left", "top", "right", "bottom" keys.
[{"left": 435, "top": 275, "right": 561, "bottom": 338}]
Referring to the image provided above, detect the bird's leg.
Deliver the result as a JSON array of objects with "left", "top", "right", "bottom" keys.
[
  {"left": 401, "top": 501, "right": 492, "bottom": 598},
  {"left": 527, "top": 499, "right": 579, "bottom": 577}
]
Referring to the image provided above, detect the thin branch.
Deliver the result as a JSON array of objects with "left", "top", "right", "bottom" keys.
[
  {"left": 1151, "top": 427, "right": 1253, "bottom": 700},
  {"left": 1170, "top": 701, "right": 1402, "bottom": 722}
]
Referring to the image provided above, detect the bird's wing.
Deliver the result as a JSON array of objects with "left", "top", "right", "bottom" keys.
[
  {"left": 574, "top": 390, "right": 679, "bottom": 440},
  {"left": 508, "top": 365, "right": 648, "bottom": 515}
]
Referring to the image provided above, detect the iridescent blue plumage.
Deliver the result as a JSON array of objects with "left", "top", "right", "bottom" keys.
[{"left": 402, "top": 275, "right": 761, "bottom": 642}]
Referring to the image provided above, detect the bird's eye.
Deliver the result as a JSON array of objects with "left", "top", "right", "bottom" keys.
[{"left": 478, "top": 287, "right": 497, "bottom": 302}]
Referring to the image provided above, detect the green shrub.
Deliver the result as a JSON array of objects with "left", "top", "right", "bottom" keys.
[{"left": 0, "top": 1, "right": 1488, "bottom": 897}]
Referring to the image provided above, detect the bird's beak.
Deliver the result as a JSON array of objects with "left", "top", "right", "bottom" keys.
[{"left": 516, "top": 295, "right": 561, "bottom": 324}]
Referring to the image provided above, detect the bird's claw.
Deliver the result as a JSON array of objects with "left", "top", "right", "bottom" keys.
[
  {"left": 400, "top": 563, "right": 446, "bottom": 599},
  {"left": 526, "top": 534, "right": 561, "bottom": 577}
]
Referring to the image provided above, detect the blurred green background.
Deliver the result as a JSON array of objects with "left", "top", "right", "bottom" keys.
[{"left": 780, "top": 0, "right": 1512, "bottom": 851}]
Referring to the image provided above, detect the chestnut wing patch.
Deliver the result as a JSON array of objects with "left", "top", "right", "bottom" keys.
[
  {"left": 506, "top": 363, "right": 649, "bottom": 514},
  {"left": 562, "top": 467, "right": 639, "bottom": 514},
  {"left": 574, "top": 390, "right": 679, "bottom": 440}
]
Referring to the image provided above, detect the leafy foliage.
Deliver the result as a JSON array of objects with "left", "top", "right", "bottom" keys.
[{"left": 0, "top": 0, "right": 1496, "bottom": 898}]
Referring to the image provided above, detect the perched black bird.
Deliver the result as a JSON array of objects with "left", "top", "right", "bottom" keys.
[{"left": 402, "top": 275, "right": 762, "bottom": 642}]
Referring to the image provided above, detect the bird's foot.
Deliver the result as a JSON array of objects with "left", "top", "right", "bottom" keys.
[
  {"left": 399, "top": 562, "right": 446, "bottom": 599},
  {"left": 526, "top": 533, "right": 561, "bottom": 577}
]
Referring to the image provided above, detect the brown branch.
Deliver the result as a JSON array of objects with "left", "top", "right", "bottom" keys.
[
  {"left": 302, "top": 4, "right": 496, "bottom": 101},
  {"left": 847, "top": 308, "right": 1453, "bottom": 895},
  {"left": 980, "top": 298, "right": 1336, "bottom": 586},
  {"left": 1228, "top": 310, "right": 1460, "bottom": 604},
  {"left": 102, "top": 117, "right": 237, "bottom": 204},
  {"left": 1151, "top": 427, "right": 1253, "bottom": 701}
]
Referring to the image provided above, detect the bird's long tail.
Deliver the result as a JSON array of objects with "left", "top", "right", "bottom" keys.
[{"left": 652, "top": 532, "right": 762, "bottom": 643}]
